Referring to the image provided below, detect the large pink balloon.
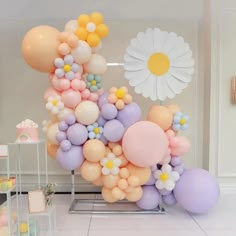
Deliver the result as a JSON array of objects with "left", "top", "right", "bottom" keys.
[
  {"left": 61, "top": 89, "right": 81, "bottom": 108},
  {"left": 22, "top": 25, "right": 61, "bottom": 73},
  {"left": 122, "top": 121, "right": 168, "bottom": 167}
]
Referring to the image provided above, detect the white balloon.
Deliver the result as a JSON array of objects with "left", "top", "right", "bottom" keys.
[
  {"left": 47, "top": 123, "right": 59, "bottom": 145},
  {"left": 84, "top": 54, "right": 107, "bottom": 75},
  {"left": 71, "top": 40, "right": 92, "bottom": 64},
  {"left": 64, "top": 20, "right": 78, "bottom": 32},
  {"left": 75, "top": 101, "right": 99, "bottom": 125},
  {"left": 57, "top": 107, "right": 74, "bottom": 121}
]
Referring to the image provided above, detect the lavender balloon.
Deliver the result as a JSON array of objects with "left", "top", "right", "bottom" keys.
[
  {"left": 58, "top": 121, "right": 68, "bottom": 131},
  {"left": 162, "top": 192, "right": 177, "bottom": 206},
  {"left": 145, "top": 172, "right": 156, "bottom": 186},
  {"left": 56, "top": 146, "right": 84, "bottom": 171},
  {"left": 174, "top": 168, "right": 220, "bottom": 214},
  {"left": 117, "top": 103, "right": 141, "bottom": 128},
  {"left": 103, "top": 119, "right": 125, "bottom": 142},
  {"left": 65, "top": 114, "right": 76, "bottom": 125},
  {"left": 158, "top": 189, "right": 172, "bottom": 196},
  {"left": 56, "top": 131, "right": 67, "bottom": 142},
  {"left": 171, "top": 157, "right": 182, "bottom": 167},
  {"left": 60, "top": 140, "right": 71, "bottom": 152},
  {"left": 101, "top": 103, "right": 118, "bottom": 120},
  {"left": 98, "top": 92, "right": 108, "bottom": 109},
  {"left": 136, "top": 186, "right": 160, "bottom": 210},
  {"left": 67, "top": 123, "right": 88, "bottom": 145}
]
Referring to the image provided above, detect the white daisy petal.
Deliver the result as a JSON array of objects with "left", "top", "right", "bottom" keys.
[
  {"left": 162, "top": 32, "right": 178, "bottom": 54},
  {"left": 171, "top": 57, "right": 195, "bottom": 68},
  {"left": 168, "top": 42, "right": 190, "bottom": 59},
  {"left": 130, "top": 38, "right": 150, "bottom": 57},
  {"left": 169, "top": 67, "right": 192, "bottom": 83},
  {"left": 137, "top": 31, "right": 153, "bottom": 54},
  {"left": 165, "top": 74, "right": 187, "bottom": 94},
  {"left": 161, "top": 75, "right": 176, "bottom": 99},
  {"left": 111, "top": 167, "right": 119, "bottom": 175},
  {"left": 126, "top": 46, "right": 147, "bottom": 61},
  {"left": 102, "top": 167, "right": 110, "bottom": 175},
  {"left": 165, "top": 180, "right": 175, "bottom": 191},
  {"left": 170, "top": 171, "right": 180, "bottom": 181},
  {"left": 100, "top": 159, "right": 107, "bottom": 166},
  {"left": 124, "top": 60, "right": 146, "bottom": 71},
  {"left": 162, "top": 164, "right": 172, "bottom": 173},
  {"left": 154, "top": 170, "right": 162, "bottom": 179},
  {"left": 129, "top": 71, "right": 150, "bottom": 87},
  {"left": 134, "top": 80, "right": 146, "bottom": 94},
  {"left": 156, "top": 78, "right": 167, "bottom": 101},
  {"left": 114, "top": 158, "right": 121, "bottom": 166},
  {"left": 155, "top": 180, "right": 164, "bottom": 190},
  {"left": 142, "top": 74, "right": 157, "bottom": 101}
]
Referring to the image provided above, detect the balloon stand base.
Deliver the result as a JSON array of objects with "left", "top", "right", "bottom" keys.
[{"left": 68, "top": 198, "right": 166, "bottom": 214}]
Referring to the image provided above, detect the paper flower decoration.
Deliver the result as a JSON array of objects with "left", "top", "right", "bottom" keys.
[
  {"left": 86, "top": 74, "right": 102, "bottom": 92},
  {"left": 75, "top": 12, "right": 109, "bottom": 47},
  {"left": 100, "top": 153, "right": 121, "bottom": 175},
  {"left": 154, "top": 164, "right": 180, "bottom": 191},
  {"left": 54, "top": 54, "right": 80, "bottom": 80},
  {"left": 87, "top": 122, "right": 104, "bottom": 139},
  {"left": 46, "top": 95, "right": 64, "bottom": 114},
  {"left": 124, "top": 28, "right": 194, "bottom": 101},
  {"left": 172, "top": 112, "right": 189, "bottom": 131},
  {"left": 107, "top": 87, "right": 132, "bottom": 110}
]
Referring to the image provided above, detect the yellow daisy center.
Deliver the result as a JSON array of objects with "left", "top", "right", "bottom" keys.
[
  {"left": 160, "top": 173, "right": 169, "bottom": 181},
  {"left": 51, "top": 99, "right": 58, "bottom": 106},
  {"left": 91, "top": 80, "right": 97, "bottom": 85},
  {"left": 93, "top": 127, "right": 100, "bottom": 134},
  {"left": 116, "top": 89, "right": 125, "bottom": 99},
  {"left": 64, "top": 64, "right": 71, "bottom": 72},
  {"left": 147, "top": 53, "right": 170, "bottom": 76},
  {"left": 180, "top": 118, "right": 186, "bottom": 125},
  {"left": 105, "top": 160, "right": 114, "bottom": 169}
]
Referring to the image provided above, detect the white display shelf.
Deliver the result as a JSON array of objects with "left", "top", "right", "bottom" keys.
[{"left": 8, "top": 140, "right": 48, "bottom": 193}]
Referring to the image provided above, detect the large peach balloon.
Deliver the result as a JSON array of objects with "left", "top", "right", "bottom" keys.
[
  {"left": 122, "top": 121, "right": 169, "bottom": 167},
  {"left": 102, "top": 175, "right": 120, "bottom": 189},
  {"left": 125, "top": 186, "right": 143, "bottom": 202},
  {"left": 92, "top": 176, "right": 103, "bottom": 186},
  {"left": 80, "top": 161, "right": 101, "bottom": 182},
  {"left": 47, "top": 123, "right": 59, "bottom": 145},
  {"left": 22, "top": 25, "right": 61, "bottom": 73},
  {"left": 167, "top": 104, "right": 181, "bottom": 114},
  {"left": 83, "top": 139, "right": 105, "bottom": 162},
  {"left": 102, "top": 187, "right": 117, "bottom": 203},
  {"left": 47, "top": 141, "right": 59, "bottom": 158},
  {"left": 147, "top": 105, "right": 173, "bottom": 131},
  {"left": 126, "top": 163, "right": 151, "bottom": 185}
]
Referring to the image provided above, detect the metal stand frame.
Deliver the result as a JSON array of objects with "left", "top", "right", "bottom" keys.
[{"left": 68, "top": 171, "right": 166, "bottom": 214}]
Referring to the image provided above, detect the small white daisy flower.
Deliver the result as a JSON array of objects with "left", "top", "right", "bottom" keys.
[
  {"left": 100, "top": 153, "right": 121, "bottom": 175},
  {"left": 46, "top": 95, "right": 64, "bottom": 114},
  {"left": 154, "top": 164, "right": 180, "bottom": 191}
]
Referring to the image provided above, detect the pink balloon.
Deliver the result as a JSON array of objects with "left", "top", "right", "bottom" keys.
[
  {"left": 89, "top": 93, "right": 99, "bottom": 102},
  {"left": 81, "top": 89, "right": 90, "bottom": 99},
  {"left": 71, "top": 79, "right": 86, "bottom": 91},
  {"left": 170, "top": 136, "right": 191, "bottom": 156},
  {"left": 122, "top": 121, "right": 169, "bottom": 167},
  {"left": 61, "top": 89, "right": 81, "bottom": 108},
  {"left": 44, "top": 87, "right": 60, "bottom": 100},
  {"left": 51, "top": 75, "right": 70, "bottom": 91}
]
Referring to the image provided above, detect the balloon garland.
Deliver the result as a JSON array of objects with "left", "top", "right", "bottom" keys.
[{"left": 22, "top": 12, "right": 220, "bottom": 214}]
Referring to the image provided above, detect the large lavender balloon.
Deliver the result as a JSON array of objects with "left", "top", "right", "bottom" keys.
[{"left": 174, "top": 168, "right": 220, "bottom": 214}]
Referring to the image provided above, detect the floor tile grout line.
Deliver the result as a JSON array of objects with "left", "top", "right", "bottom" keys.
[
  {"left": 187, "top": 211, "right": 208, "bottom": 236},
  {"left": 86, "top": 200, "right": 95, "bottom": 236}
]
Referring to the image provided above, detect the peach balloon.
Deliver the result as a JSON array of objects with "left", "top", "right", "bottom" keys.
[
  {"left": 80, "top": 161, "right": 101, "bottom": 182},
  {"left": 102, "top": 187, "right": 117, "bottom": 203},
  {"left": 92, "top": 176, "right": 103, "bottom": 186},
  {"left": 64, "top": 20, "right": 78, "bottom": 32},
  {"left": 119, "top": 168, "right": 130, "bottom": 179},
  {"left": 167, "top": 104, "right": 181, "bottom": 114},
  {"left": 113, "top": 145, "right": 122, "bottom": 156},
  {"left": 47, "top": 123, "right": 59, "bottom": 145},
  {"left": 117, "top": 179, "right": 128, "bottom": 190},
  {"left": 128, "top": 176, "right": 140, "bottom": 187},
  {"left": 112, "top": 187, "right": 125, "bottom": 200},
  {"left": 125, "top": 186, "right": 143, "bottom": 202},
  {"left": 71, "top": 40, "right": 92, "bottom": 64},
  {"left": 47, "top": 142, "right": 59, "bottom": 159},
  {"left": 57, "top": 107, "right": 74, "bottom": 121},
  {"left": 119, "top": 154, "right": 129, "bottom": 167},
  {"left": 147, "top": 105, "right": 173, "bottom": 131},
  {"left": 84, "top": 54, "right": 107, "bottom": 75},
  {"left": 105, "top": 147, "right": 112, "bottom": 155},
  {"left": 102, "top": 175, "right": 120, "bottom": 189},
  {"left": 83, "top": 139, "right": 105, "bottom": 162},
  {"left": 22, "top": 25, "right": 61, "bottom": 73},
  {"left": 126, "top": 163, "right": 151, "bottom": 185}
]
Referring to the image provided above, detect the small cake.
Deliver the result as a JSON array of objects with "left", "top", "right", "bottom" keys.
[{"left": 16, "top": 119, "right": 39, "bottom": 143}]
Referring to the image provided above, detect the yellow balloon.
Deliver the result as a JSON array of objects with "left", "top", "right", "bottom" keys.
[{"left": 22, "top": 25, "right": 61, "bottom": 73}]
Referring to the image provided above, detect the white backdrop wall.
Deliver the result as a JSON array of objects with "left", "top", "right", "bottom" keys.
[{"left": 0, "top": 0, "right": 207, "bottom": 191}]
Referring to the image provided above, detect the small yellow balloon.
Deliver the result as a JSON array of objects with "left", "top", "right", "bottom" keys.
[
  {"left": 96, "top": 24, "right": 109, "bottom": 38},
  {"left": 87, "top": 33, "right": 100, "bottom": 47},
  {"left": 90, "top": 12, "right": 104, "bottom": 25},
  {"left": 75, "top": 27, "right": 88, "bottom": 40},
  {"left": 77, "top": 14, "right": 90, "bottom": 27}
]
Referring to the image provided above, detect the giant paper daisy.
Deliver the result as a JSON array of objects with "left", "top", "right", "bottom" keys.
[{"left": 124, "top": 28, "right": 194, "bottom": 101}]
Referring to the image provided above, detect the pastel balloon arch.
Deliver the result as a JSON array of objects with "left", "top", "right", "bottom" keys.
[{"left": 22, "top": 12, "right": 219, "bottom": 214}]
